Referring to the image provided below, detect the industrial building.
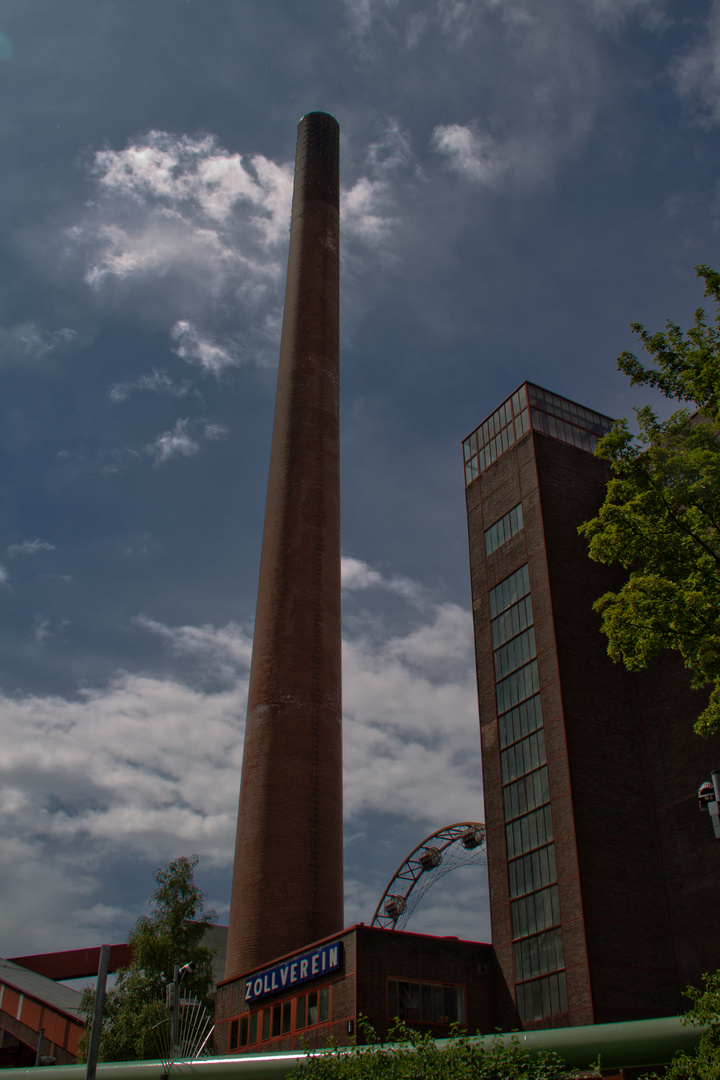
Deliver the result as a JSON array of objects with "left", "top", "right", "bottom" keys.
[
  {"left": 463, "top": 381, "right": 720, "bottom": 1029},
  {"left": 218, "top": 106, "right": 720, "bottom": 1050},
  {"left": 215, "top": 925, "right": 501, "bottom": 1053},
  {"left": 2, "top": 98, "right": 718, "bottom": 1070}
]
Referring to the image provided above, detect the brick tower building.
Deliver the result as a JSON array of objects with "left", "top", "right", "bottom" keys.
[
  {"left": 463, "top": 382, "right": 720, "bottom": 1029},
  {"left": 224, "top": 112, "right": 344, "bottom": 982},
  {"left": 216, "top": 115, "right": 502, "bottom": 1057}
]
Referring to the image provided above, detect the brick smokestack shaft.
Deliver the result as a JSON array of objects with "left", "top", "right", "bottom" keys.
[{"left": 224, "top": 113, "right": 343, "bottom": 980}]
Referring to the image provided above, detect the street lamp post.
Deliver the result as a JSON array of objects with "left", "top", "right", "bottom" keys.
[{"left": 170, "top": 961, "right": 195, "bottom": 1058}]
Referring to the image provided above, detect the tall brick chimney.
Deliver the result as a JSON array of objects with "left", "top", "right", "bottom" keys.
[{"left": 224, "top": 113, "right": 343, "bottom": 981}]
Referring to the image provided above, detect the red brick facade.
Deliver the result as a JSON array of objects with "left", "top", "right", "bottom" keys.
[
  {"left": 215, "top": 925, "right": 499, "bottom": 1053},
  {"left": 464, "top": 383, "right": 720, "bottom": 1029},
  {"left": 225, "top": 112, "right": 344, "bottom": 981}
]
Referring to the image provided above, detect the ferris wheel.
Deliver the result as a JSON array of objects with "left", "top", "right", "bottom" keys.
[{"left": 370, "top": 822, "right": 487, "bottom": 932}]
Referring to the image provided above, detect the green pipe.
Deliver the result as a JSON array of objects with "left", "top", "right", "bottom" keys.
[{"left": 2, "top": 1015, "right": 706, "bottom": 1080}]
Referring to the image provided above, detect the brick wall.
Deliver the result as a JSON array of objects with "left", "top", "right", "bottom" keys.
[
  {"left": 215, "top": 925, "right": 499, "bottom": 1053},
  {"left": 467, "top": 422, "right": 720, "bottom": 1028}
]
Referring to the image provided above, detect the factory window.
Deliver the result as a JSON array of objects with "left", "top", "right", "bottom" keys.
[
  {"left": 506, "top": 804, "right": 553, "bottom": 859},
  {"left": 463, "top": 387, "right": 530, "bottom": 484},
  {"left": 503, "top": 731, "right": 545, "bottom": 791},
  {"left": 508, "top": 843, "right": 557, "bottom": 899},
  {"left": 498, "top": 694, "right": 543, "bottom": 749},
  {"left": 511, "top": 884, "right": 560, "bottom": 939},
  {"left": 295, "top": 986, "right": 330, "bottom": 1030},
  {"left": 234, "top": 1011, "right": 258, "bottom": 1048},
  {"left": 494, "top": 627, "right": 536, "bottom": 680},
  {"left": 489, "top": 564, "right": 531, "bottom": 618},
  {"left": 516, "top": 971, "right": 568, "bottom": 1024},
  {"left": 463, "top": 384, "right": 614, "bottom": 486},
  {"left": 230, "top": 984, "right": 333, "bottom": 1049},
  {"left": 525, "top": 384, "right": 614, "bottom": 455},
  {"left": 485, "top": 504, "right": 524, "bottom": 555},
  {"left": 496, "top": 660, "right": 539, "bottom": 715},
  {"left": 503, "top": 766, "right": 550, "bottom": 821},
  {"left": 388, "top": 981, "right": 465, "bottom": 1026},
  {"left": 526, "top": 385, "right": 610, "bottom": 435},
  {"left": 491, "top": 595, "right": 534, "bottom": 648},
  {"left": 514, "top": 929, "right": 564, "bottom": 982},
  {"left": 500, "top": 731, "right": 546, "bottom": 785}
]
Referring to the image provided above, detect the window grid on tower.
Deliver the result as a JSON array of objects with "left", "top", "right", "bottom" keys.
[
  {"left": 488, "top": 564, "right": 567, "bottom": 1023},
  {"left": 462, "top": 383, "right": 614, "bottom": 486}
]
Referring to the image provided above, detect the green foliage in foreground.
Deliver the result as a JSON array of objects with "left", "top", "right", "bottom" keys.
[
  {"left": 645, "top": 971, "right": 720, "bottom": 1080},
  {"left": 77, "top": 855, "right": 217, "bottom": 1063},
  {"left": 291, "top": 1019, "right": 567, "bottom": 1080},
  {"left": 579, "top": 265, "right": 720, "bottom": 736}
]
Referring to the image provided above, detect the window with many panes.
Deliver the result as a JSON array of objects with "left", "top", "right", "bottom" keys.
[
  {"left": 487, "top": 565, "right": 567, "bottom": 1024},
  {"left": 387, "top": 981, "right": 465, "bottom": 1026},
  {"left": 485, "top": 504, "right": 524, "bottom": 555},
  {"left": 462, "top": 383, "right": 613, "bottom": 486},
  {"left": 228, "top": 984, "right": 332, "bottom": 1051}
]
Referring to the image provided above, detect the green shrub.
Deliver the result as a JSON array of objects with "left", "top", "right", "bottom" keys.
[{"left": 291, "top": 1018, "right": 567, "bottom": 1080}]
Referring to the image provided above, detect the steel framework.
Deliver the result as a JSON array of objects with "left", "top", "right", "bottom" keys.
[{"left": 370, "top": 822, "right": 486, "bottom": 931}]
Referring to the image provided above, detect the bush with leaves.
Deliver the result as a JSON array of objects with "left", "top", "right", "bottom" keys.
[
  {"left": 77, "top": 855, "right": 217, "bottom": 1063},
  {"left": 644, "top": 971, "right": 720, "bottom": 1080},
  {"left": 290, "top": 1017, "right": 567, "bottom": 1080},
  {"left": 580, "top": 264, "right": 720, "bottom": 736}
]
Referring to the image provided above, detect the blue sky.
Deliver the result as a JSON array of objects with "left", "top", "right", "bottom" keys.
[{"left": 1, "top": 0, "right": 719, "bottom": 958}]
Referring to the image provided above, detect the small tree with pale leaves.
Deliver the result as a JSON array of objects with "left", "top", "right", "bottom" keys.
[{"left": 77, "top": 855, "right": 217, "bottom": 1063}]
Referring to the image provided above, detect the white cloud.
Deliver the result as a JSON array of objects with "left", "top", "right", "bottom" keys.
[
  {"left": 110, "top": 369, "right": 191, "bottom": 403},
  {"left": 432, "top": 124, "right": 504, "bottom": 185},
  {"left": 170, "top": 320, "right": 242, "bottom": 376},
  {"left": 92, "top": 131, "right": 294, "bottom": 243},
  {"left": 344, "top": 0, "right": 662, "bottom": 43},
  {"left": 341, "top": 556, "right": 385, "bottom": 591},
  {"left": 75, "top": 130, "right": 397, "bottom": 294},
  {"left": 146, "top": 418, "right": 199, "bottom": 464},
  {"left": 343, "top": 601, "right": 481, "bottom": 825},
  {"left": 0, "top": 669, "right": 247, "bottom": 952},
  {"left": 0, "top": 323, "right": 76, "bottom": 365},
  {"left": 6, "top": 539, "right": 56, "bottom": 557},
  {"left": 203, "top": 421, "right": 228, "bottom": 441},
  {"left": 365, "top": 121, "right": 413, "bottom": 178},
  {"left": 0, "top": 559, "right": 483, "bottom": 953},
  {"left": 341, "top": 559, "right": 481, "bottom": 826},
  {"left": 674, "top": 2, "right": 720, "bottom": 123},
  {"left": 133, "top": 616, "right": 253, "bottom": 684},
  {"left": 66, "top": 129, "right": 408, "bottom": 369},
  {"left": 33, "top": 617, "right": 52, "bottom": 643},
  {"left": 342, "top": 177, "right": 396, "bottom": 243},
  {"left": 0, "top": 565, "right": 9, "bottom": 587},
  {"left": 145, "top": 416, "right": 228, "bottom": 466},
  {"left": 65, "top": 132, "right": 292, "bottom": 359},
  {"left": 577, "top": 0, "right": 663, "bottom": 27},
  {"left": 341, "top": 554, "right": 424, "bottom": 603}
]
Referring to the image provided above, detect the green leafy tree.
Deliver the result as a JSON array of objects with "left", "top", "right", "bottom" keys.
[
  {"left": 646, "top": 971, "right": 720, "bottom": 1080},
  {"left": 291, "top": 1018, "right": 567, "bottom": 1080},
  {"left": 77, "top": 855, "right": 217, "bottom": 1063},
  {"left": 579, "top": 265, "right": 720, "bottom": 737}
]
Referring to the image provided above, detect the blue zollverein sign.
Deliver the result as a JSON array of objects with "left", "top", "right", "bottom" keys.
[{"left": 244, "top": 941, "right": 344, "bottom": 1004}]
